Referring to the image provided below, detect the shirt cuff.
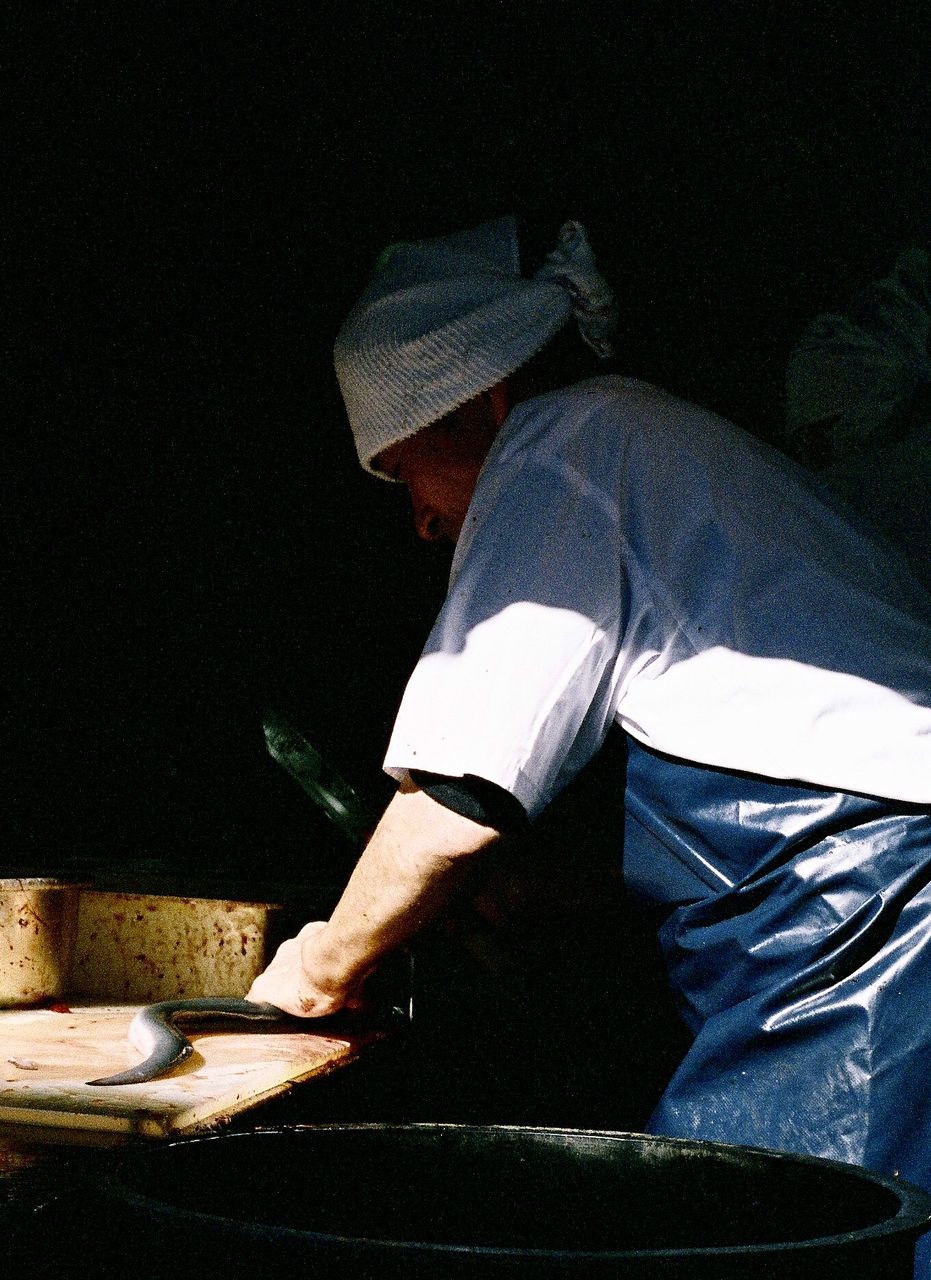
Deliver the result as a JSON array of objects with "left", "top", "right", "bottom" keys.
[{"left": 409, "top": 770, "right": 529, "bottom": 834}]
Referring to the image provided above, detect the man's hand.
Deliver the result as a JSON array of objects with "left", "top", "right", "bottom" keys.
[{"left": 246, "top": 921, "right": 363, "bottom": 1017}]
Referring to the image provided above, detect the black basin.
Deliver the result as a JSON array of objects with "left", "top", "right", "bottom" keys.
[{"left": 74, "top": 1124, "right": 931, "bottom": 1278}]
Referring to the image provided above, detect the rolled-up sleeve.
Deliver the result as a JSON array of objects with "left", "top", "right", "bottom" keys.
[{"left": 384, "top": 453, "right": 624, "bottom": 820}]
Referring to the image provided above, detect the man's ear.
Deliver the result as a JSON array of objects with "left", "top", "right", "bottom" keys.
[{"left": 486, "top": 379, "right": 511, "bottom": 427}]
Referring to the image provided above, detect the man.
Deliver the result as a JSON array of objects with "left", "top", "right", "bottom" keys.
[{"left": 249, "top": 216, "right": 931, "bottom": 1259}]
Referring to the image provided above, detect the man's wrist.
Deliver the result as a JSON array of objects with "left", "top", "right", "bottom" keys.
[{"left": 300, "top": 924, "right": 359, "bottom": 996}]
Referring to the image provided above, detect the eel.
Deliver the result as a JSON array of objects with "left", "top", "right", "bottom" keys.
[{"left": 86, "top": 998, "right": 288, "bottom": 1086}]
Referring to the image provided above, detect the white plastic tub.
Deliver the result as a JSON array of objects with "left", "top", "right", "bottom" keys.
[
  {"left": 69, "top": 890, "right": 281, "bottom": 1001},
  {"left": 0, "top": 878, "right": 84, "bottom": 1007}
]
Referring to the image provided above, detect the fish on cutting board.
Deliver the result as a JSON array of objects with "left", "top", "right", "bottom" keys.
[
  {"left": 0, "top": 1001, "right": 387, "bottom": 1141},
  {"left": 86, "top": 999, "right": 289, "bottom": 1086}
]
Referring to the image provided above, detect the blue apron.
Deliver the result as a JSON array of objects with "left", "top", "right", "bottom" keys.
[{"left": 623, "top": 738, "right": 931, "bottom": 1275}]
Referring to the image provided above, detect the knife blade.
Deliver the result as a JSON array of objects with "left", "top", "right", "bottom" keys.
[{"left": 263, "top": 709, "right": 375, "bottom": 846}]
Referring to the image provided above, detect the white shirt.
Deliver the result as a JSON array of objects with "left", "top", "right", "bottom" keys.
[{"left": 385, "top": 378, "right": 931, "bottom": 820}]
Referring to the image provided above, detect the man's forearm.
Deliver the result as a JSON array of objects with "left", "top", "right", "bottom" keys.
[
  {"left": 310, "top": 780, "right": 496, "bottom": 989},
  {"left": 248, "top": 777, "right": 501, "bottom": 1015}
]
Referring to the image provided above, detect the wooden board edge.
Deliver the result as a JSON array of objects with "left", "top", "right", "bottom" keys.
[{"left": 164, "top": 1038, "right": 378, "bottom": 1135}]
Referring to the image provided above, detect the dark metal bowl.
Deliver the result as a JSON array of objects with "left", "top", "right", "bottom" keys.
[{"left": 74, "top": 1124, "right": 931, "bottom": 1278}]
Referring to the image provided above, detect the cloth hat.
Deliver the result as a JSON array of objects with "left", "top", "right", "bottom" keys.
[{"left": 333, "top": 215, "right": 618, "bottom": 476}]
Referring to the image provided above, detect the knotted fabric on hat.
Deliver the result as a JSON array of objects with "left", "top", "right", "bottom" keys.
[{"left": 333, "top": 215, "right": 618, "bottom": 477}]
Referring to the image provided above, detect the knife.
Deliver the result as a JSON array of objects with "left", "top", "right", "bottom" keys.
[
  {"left": 262, "top": 709, "right": 414, "bottom": 1021},
  {"left": 263, "top": 708, "right": 375, "bottom": 847}
]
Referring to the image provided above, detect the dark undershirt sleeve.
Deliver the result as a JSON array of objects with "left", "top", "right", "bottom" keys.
[{"left": 409, "top": 770, "right": 529, "bottom": 834}]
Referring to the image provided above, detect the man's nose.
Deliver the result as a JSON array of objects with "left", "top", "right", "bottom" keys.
[
  {"left": 411, "top": 496, "right": 443, "bottom": 542},
  {"left": 413, "top": 505, "right": 443, "bottom": 541}
]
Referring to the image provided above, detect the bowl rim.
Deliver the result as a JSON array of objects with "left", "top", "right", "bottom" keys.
[{"left": 94, "top": 1123, "right": 931, "bottom": 1261}]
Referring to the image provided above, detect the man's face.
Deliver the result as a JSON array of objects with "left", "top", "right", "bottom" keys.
[{"left": 374, "top": 391, "right": 503, "bottom": 543}]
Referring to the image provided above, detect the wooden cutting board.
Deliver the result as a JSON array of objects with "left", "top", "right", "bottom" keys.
[{"left": 0, "top": 1001, "right": 384, "bottom": 1142}]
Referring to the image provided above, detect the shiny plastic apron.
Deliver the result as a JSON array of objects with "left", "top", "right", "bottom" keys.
[{"left": 623, "top": 739, "right": 931, "bottom": 1274}]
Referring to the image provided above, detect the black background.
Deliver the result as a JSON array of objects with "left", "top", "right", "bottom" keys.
[
  {"left": 5, "top": 0, "right": 931, "bottom": 1134},
  {"left": 8, "top": 3, "right": 929, "bottom": 890}
]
